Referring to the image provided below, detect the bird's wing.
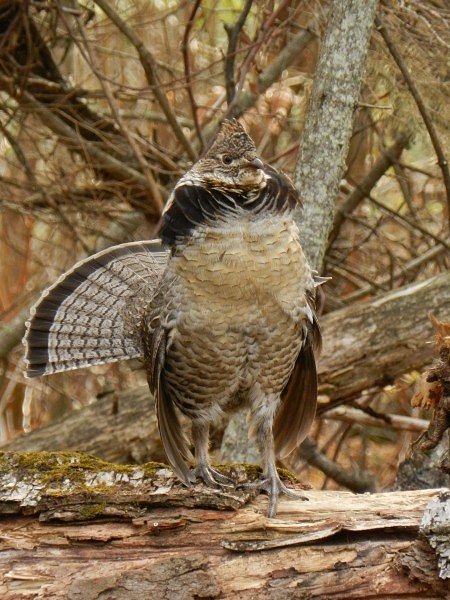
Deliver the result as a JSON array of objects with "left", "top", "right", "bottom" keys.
[
  {"left": 23, "top": 240, "right": 169, "bottom": 377},
  {"left": 274, "top": 296, "right": 321, "bottom": 459},
  {"left": 158, "top": 376, "right": 195, "bottom": 485},
  {"left": 144, "top": 305, "right": 194, "bottom": 486}
]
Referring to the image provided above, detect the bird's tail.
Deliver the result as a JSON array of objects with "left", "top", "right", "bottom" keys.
[{"left": 23, "top": 240, "right": 169, "bottom": 377}]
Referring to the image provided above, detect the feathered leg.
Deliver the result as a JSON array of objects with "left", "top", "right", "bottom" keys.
[
  {"left": 250, "top": 396, "right": 308, "bottom": 517},
  {"left": 191, "top": 420, "right": 233, "bottom": 487}
]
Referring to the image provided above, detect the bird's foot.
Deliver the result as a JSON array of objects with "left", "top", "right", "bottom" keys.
[
  {"left": 242, "top": 474, "right": 309, "bottom": 518},
  {"left": 192, "top": 464, "right": 235, "bottom": 489}
]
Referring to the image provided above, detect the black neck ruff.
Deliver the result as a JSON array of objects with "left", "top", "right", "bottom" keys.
[{"left": 159, "top": 166, "right": 298, "bottom": 247}]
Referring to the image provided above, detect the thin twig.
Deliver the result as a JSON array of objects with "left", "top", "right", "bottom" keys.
[
  {"left": 321, "top": 423, "right": 353, "bottom": 490},
  {"left": 0, "top": 120, "right": 36, "bottom": 184},
  {"left": 65, "top": 4, "right": 164, "bottom": 212},
  {"left": 233, "top": 0, "right": 293, "bottom": 100},
  {"left": 182, "top": 0, "right": 204, "bottom": 150},
  {"left": 93, "top": 0, "right": 197, "bottom": 162},
  {"left": 344, "top": 241, "right": 448, "bottom": 302},
  {"left": 232, "top": 21, "right": 317, "bottom": 118},
  {"left": 324, "top": 406, "right": 429, "bottom": 433},
  {"left": 19, "top": 90, "right": 161, "bottom": 215},
  {"left": 294, "top": 436, "right": 377, "bottom": 493},
  {"left": 376, "top": 15, "right": 450, "bottom": 230},
  {"left": 224, "top": 0, "right": 254, "bottom": 112},
  {"left": 392, "top": 161, "right": 417, "bottom": 217},
  {"left": 328, "top": 133, "right": 410, "bottom": 248},
  {"left": 396, "top": 160, "right": 437, "bottom": 179},
  {"left": 365, "top": 191, "right": 450, "bottom": 251}
]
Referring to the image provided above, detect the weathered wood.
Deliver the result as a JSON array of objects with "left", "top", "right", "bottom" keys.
[
  {"left": 0, "top": 451, "right": 448, "bottom": 599},
  {"left": 324, "top": 405, "right": 429, "bottom": 432},
  {"left": 2, "top": 386, "right": 163, "bottom": 463},
  {"left": 318, "top": 272, "right": 450, "bottom": 402}
]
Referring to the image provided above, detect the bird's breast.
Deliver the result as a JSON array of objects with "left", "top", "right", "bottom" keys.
[{"left": 170, "top": 215, "right": 311, "bottom": 323}]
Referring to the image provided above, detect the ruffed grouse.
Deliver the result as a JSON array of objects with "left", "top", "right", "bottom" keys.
[{"left": 24, "top": 120, "right": 323, "bottom": 517}]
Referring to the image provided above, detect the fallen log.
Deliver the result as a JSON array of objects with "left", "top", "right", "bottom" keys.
[
  {"left": 0, "top": 451, "right": 448, "bottom": 599},
  {"left": 318, "top": 272, "right": 450, "bottom": 402},
  {"left": 2, "top": 386, "right": 163, "bottom": 464}
]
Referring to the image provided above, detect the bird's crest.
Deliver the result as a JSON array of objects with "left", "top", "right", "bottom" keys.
[{"left": 206, "top": 119, "right": 256, "bottom": 157}]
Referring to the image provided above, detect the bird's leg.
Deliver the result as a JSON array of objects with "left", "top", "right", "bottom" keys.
[
  {"left": 250, "top": 403, "right": 308, "bottom": 518},
  {"left": 191, "top": 420, "right": 234, "bottom": 487}
]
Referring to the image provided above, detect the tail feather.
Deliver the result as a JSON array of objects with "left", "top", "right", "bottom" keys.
[{"left": 23, "top": 240, "right": 169, "bottom": 377}]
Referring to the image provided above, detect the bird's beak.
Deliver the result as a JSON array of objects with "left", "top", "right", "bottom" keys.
[{"left": 248, "top": 157, "right": 264, "bottom": 170}]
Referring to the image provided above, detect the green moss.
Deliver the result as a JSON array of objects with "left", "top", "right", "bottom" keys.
[
  {"left": 277, "top": 467, "right": 298, "bottom": 485},
  {"left": 0, "top": 450, "right": 170, "bottom": 494},
  {"left": 79, "top": 502, "right": 107, "bottom": 518},
  {"left": 0, "top": 451, "right": 298, "bottom": 489}
]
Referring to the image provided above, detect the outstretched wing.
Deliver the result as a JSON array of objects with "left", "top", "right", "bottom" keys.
[{"left": 23, "top": 240, "right": 169, "bottom": 377}]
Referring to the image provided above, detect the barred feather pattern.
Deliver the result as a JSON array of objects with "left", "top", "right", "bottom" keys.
[{"left": 23, "top": 240, "right": 169, "bottom": 377}]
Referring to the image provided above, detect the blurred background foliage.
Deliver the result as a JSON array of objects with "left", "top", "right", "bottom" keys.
[{"left": 0, "top": 0, "right": 448, "bottom": 491}]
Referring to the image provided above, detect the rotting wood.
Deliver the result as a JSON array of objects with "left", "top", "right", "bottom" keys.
[
  {"left": 318, "top": 272, "right": 450, "bottom": 402},
  {"left": 0, "top": 451, "right": 448, "bottom": 599}
]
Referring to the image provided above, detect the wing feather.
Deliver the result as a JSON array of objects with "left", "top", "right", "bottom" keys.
[
  {"left": 145, "top": 322, "right": 193, "bottom": 485},
  {"left": 274, "top": 307, "right": 321, "bottom": 460}
]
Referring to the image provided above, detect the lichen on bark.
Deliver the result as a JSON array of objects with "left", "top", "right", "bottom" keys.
[
  {"left": 0, "top": 451, "right": 277, "bottom": 521},
  {"left": 295, "top": 0, "right": 380, "bottom": 272}
]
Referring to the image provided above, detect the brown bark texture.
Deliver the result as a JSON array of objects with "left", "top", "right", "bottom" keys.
[{"left": 0, "top": 451, "right": 448, "bottom": 599}]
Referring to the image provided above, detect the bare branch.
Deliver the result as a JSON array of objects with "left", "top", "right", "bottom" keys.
[
  {"left": 295, "top": 437, "right": 377, "bottom": 493},
  {"left": 376, "top": 15, "right": 450, "bottom": 230},
  {"left": 65, "top": 5, "right": 164, "bottom": 212},
  {"left": 324, "top": 406, "right": 429, "bottom": 433},
  {"left": 0, "top": 305, "right": 30, "bottom": 359},
  {"left": 365, "top": 192, "right": 450, "bottom": 251},
  {"left": 182, "top": 0, "right": 205, "bottom": 150},
  {"left": 345, "top": 241, "right": 449, "bottom": 302},
  {"left": 295, "top": 0, "right": 380, "bottom": 271},
  {"left": 93, "top": 0, "right": 197, "bottom": 163},
  {"left": 233, "top": 22, "right": 316, "bottom": 118},
  {"left": 224, "top": 0, "right": 253, "bottom": 112},
  {"left": 18, "top": 90, "right": 162, "bottom": 216},
  {"left": 328, "top": 132, "right": 411, "bottom": 248}
]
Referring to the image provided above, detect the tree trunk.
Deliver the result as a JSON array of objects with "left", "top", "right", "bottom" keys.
[
  {"left": 0, "top": 451, "right": 447, "bottom": 599},
  {"left": 4, "top": 273, "right": 449, "bottom": 473},
  {"left": 295, "top": 0, "right": 379, "bottom": 271}
]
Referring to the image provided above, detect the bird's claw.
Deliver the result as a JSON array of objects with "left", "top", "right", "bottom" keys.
[
  {"left": 241, "top": 475, "right": 308, "bottom": 518},
  {"left": 192, "top": 464, "right": 235, "bottom": 489}
]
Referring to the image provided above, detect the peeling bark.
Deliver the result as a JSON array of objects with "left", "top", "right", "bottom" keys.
[{"left": 0, "top": 452, "right": 447, "bottom": 599}]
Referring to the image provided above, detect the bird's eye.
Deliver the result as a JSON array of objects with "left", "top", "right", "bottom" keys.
[{"left": 222, "top": 154, "right": 233, "bottom": 165}]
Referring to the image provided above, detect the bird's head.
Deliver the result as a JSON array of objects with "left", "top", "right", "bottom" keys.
[{"left": 189, "top": 120, "right": 266, "bottom": 191}]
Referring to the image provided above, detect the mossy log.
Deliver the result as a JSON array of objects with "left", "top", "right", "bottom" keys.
[{"left": 0, "top": 451, "right": 448, "bottom": 599}]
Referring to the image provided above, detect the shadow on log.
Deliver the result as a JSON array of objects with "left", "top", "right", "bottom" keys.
[{"left": 0, "top": 451, "right": 449, "bottom": 598}]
